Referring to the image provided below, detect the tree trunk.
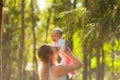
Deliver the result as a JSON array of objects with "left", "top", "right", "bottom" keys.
[
  {"left": 88, "top": 48, "right": 92, "bottom": 80},
  {"left": 18, "top": 0, "right": 25, "bottom": 80},
  {"left": 45, "top": 0, "right": 56, "bottom": 43},
  {"left": 0, "top": 59, "right": 1, "bottom": 80},
  {"left": 73, "top": 0, "right": 77, "bottom": 9},
  {"left": 31, "top": 0, "right": 38, "bottom": 79},
  {"left": 111, "top": 43, "right": 115, "bottom": 80},
  {"left": 45, "top": 9, "right": 52, "bottom": 43},
  {"left": 0, "top": 0, "right": 2, "bottom": 42},
  {"left": 82, "top": 44, "right": 88, "bottom": 80},
  {"left": 2, "top": 15, "right": 12, "bottom": 80},
  {"left": 65, "top": 0, "right": 73, "bottom": 50},
  {"left": 96, "top": 42, "right": 101, "bottom": 80},
  {"left": 96, "top": 42, "right": 104, "bottom": 80},
  {"left": 84, "top": 0, "right": 89, "bottom": 10},
  {"left": 65, "top": 0, "right": 71, "bottom": 11},
  {"left": 101, "top": 46, "right": 105, "bottom": 80},
  {"left": 0, "top": 0, "right": 2, "bottom": 80},
  {"left": 84, "top": 0, "right": 92, "bottom": 11}
]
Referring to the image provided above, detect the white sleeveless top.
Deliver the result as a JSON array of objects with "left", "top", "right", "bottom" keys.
[{"left": 49, "top": 67, "right": 67, "bottom": 80}]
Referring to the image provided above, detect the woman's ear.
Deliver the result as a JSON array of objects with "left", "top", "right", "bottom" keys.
[{"left": 51, "top": 46, "right": 58, "bottom": 53}]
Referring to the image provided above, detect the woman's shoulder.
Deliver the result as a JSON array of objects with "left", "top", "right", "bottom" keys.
[{"left": 49, "top": 65, "right": 57, "bottom": 73}]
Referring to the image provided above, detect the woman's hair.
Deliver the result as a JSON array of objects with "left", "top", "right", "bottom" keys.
[{"left": 38, "top": 44, "right": 53, "bottom": 63}]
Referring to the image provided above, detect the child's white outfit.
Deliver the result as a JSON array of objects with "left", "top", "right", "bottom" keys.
[
  {"left": 52, "top": 38, "right": 77, "bottom": 79},
  {"left": 52, "top": 38, "right": 65, "bottom": 52}
]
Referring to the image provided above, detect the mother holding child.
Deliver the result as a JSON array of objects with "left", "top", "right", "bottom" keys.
[{"left": 38, "top": 28, "right": 83, "bottom": 80}]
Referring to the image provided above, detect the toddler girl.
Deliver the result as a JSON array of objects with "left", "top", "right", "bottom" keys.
[{"left": 51, "top": 28, "right": 77, "bottom": 79}]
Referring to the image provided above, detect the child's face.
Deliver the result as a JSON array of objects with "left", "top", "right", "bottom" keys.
[{"left": 51, "top": 30, "right": 61, "bottom": 43}]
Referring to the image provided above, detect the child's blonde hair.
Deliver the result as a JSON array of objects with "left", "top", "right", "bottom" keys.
[{"left": 52, "top": 28, "right": 63, "bottom": 35}]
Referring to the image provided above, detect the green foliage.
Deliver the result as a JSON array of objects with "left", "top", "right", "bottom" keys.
[
  {"left": 58, "top": 8, "right": 87, "bottom": 40},
  {"left": 91, "top": 57, "right": 97, "bottom": 69},
  {"left": 103, "top": 42, "right": 112, "bottom": 53},
  {"left": 56, "top": 0, "right": 120, "bottom": 79},
  {"left": 113, "top": 39, "right": 120, "bottom": 51},
  {"left": 2, "top": 0, "right": 120, "bottom": 80}
]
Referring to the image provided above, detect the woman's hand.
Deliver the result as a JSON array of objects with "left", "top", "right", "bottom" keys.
[{"left": 64, "top": 47, "right": 72, "bottom": 56}]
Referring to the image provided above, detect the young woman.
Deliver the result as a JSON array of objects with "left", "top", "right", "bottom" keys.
[{"left": 38, "top": 44, "right": 83, "bottom": 80}]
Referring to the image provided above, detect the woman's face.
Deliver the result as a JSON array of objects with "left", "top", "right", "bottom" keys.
[
  {"left": 52, "top": 46, "right": 59, "bottom": 56},
  {"left": 50, "top": 46, "right": 59, "bottom": 62}
]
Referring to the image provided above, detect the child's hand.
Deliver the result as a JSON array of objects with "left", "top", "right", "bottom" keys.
[
  {"left": 64, "top": 47, "right": 73, "bottom": 56},
  {"left": 67, "top": 47, "right": 72, "bottom": 54}
]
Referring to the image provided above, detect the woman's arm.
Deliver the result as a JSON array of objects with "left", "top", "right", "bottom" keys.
[{"left": 51, "top": 47, "right": 83, "bottom": 77}]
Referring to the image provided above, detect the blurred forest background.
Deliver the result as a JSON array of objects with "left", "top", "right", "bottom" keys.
[{"left": 0, "top": 0, "right": 120, "bottom": 80}]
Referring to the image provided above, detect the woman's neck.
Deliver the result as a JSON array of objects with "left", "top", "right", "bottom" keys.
[
  {"left": 42, "top": 62, "right": 50, "bottom": 68},
  {"left": 51, "top": 55, "right": 58, "bottom": 65}
]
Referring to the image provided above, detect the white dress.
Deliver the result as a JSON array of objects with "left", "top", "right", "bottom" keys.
[{"left": 49, "top": 67, "right": 67, "bottom": 80}]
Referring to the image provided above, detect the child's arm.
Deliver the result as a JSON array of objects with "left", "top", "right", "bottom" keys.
[
  {"left": 65, "top": 47, "right": 72, "bottom": 54},
  {"left": 57, "top": 39, "right": 65, "bottom": 52}
]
